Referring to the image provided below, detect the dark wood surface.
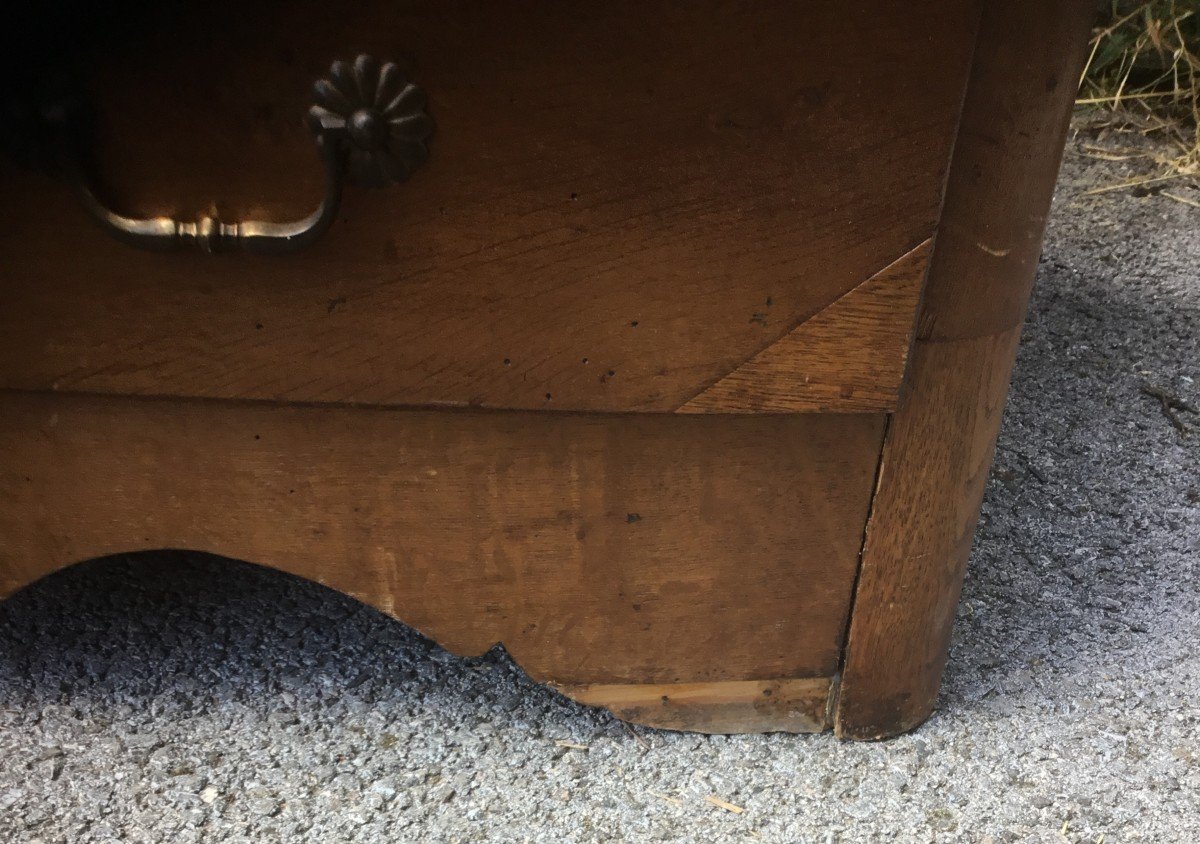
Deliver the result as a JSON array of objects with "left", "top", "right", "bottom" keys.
[
  {"left": 0, "top": 391, "right": 882, "bottom": 696},
  {"left": 833, "top": 0, "right": 1098, "bottom": 740},
  {"left": 0, "top": 0, "right": 1096, "bottom": 736},
  {"left": 0, "top": 1, "right": 976, "bottom": 414}
]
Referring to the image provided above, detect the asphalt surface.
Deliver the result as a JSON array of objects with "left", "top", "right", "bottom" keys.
[{"left": 2, "top": 124, "right": 1198, "bottom": 842}]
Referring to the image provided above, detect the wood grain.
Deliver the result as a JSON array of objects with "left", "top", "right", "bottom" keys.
[
  {"left": 558, "top": 677, "right": 833, "bottom": 734},
  {"left": 0, "top": 390, "right": 883, "bottom": 692},
  {"left": 0, "top": 0, "right": 1093, "bottom": 737},
  {"left": 833, "top": 0, "right": 1097, "bottom": 740},
  {"left": 0, "top": 1, "right": 978, "bottom": 414},
  {"left": 677, "top": 240, "right": 931, "bottom": 414}
]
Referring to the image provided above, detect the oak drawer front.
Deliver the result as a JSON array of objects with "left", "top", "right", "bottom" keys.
[{"left": 1, "top": 1, "right": 977, "bottom": 414}]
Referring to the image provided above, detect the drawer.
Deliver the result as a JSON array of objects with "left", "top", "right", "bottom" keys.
[{"left": 0, "top": 0, "right": 977, "bottom": 414}]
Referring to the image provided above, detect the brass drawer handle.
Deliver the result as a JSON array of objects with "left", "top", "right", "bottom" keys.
[{"left": 60, "top": 55, "right": 432, "bottom": 255}]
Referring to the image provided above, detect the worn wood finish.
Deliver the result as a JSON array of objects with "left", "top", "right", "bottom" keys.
[
  {"left": 833, "top": 0, "right": 1098, "bottom": 740},
  {"left": 677, "top": 240, "right": 930, "bottom": 414},
  {"left": 0, "top": 390, "right": 882, "bottom": 704},
  {"left": 0, "top": 0, "right": 1095, "bottom": 737},
  {"left": 0, "top": 1, "right": 977, "bottom": 414},
  {"left": 558, "top": 678, "right": 833, "bottom": 734}
]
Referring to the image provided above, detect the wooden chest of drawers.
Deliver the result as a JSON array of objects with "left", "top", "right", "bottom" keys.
[{"left": 0, "top": 0, "right": 1095, "bottom": 738}]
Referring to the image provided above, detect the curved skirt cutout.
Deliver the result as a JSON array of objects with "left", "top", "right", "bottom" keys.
[{"left": 1, "top": 390, "right": 881, "bottom": 733}]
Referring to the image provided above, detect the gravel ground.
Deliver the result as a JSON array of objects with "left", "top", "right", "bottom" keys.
[{"left": 2, "top": 124, "right": 1199, "bottom": 843}]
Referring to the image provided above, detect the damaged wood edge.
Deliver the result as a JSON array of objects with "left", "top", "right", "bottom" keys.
[
  {"left": 552, "top": 676, "right": 835, "bottom": 734},
  {"left": 1, "top": 388, "right": 882, "bottom": 729},
  {"left": 676, "top": 239, "right": 932, "bottom": 415}
]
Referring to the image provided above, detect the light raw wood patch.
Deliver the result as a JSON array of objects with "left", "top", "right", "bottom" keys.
[
  {"left": 558, "top": 677, "right": 833, "bottom": 733},
  {"left": 677, "top": 240, "right": 931, "bottom": 414}
]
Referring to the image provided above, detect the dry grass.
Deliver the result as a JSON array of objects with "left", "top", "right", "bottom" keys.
[{"left": 1077, "top": 1, "right": 1200, "bottom": 196}]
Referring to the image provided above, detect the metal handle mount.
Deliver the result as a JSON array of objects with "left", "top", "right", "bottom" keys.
[{"left": 59, "top": 55, "right": 432, "bottom": 255}]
